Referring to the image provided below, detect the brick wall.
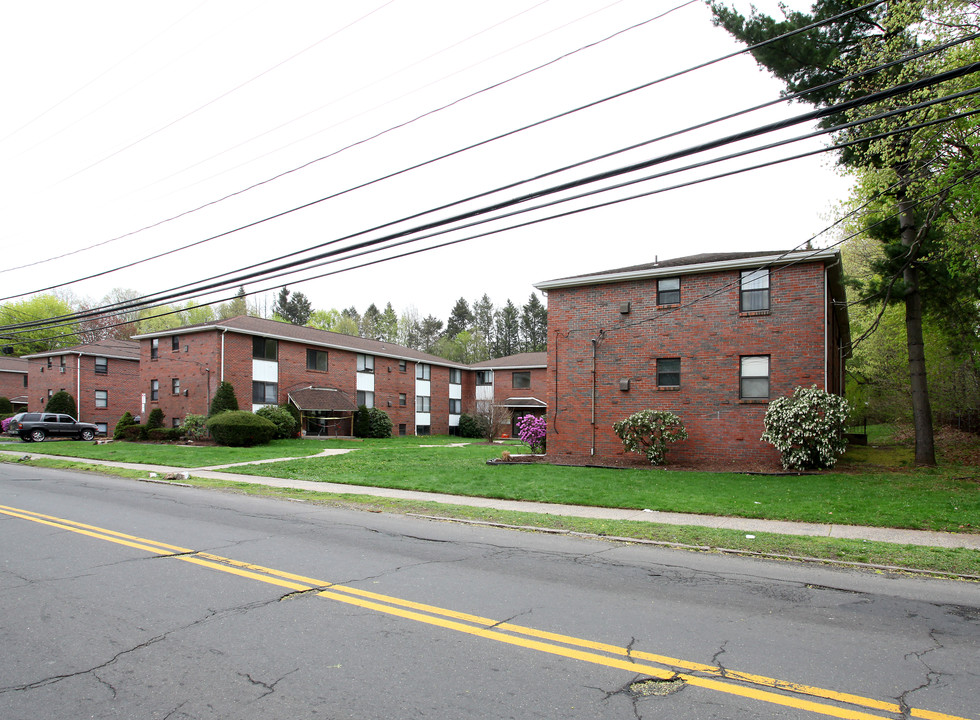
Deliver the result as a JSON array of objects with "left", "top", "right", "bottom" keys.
[
  {"left": 142, "top": 331, "right": 221, "bottom": 423},
  {"left": 27, "top": 354, "right": 142, "bottom": 429},
  {"left": 0, "top": 370, "right": 28, "bottom": 406},
  {"left": 546, "top": 262, "right": 833, "bottom": 466}
]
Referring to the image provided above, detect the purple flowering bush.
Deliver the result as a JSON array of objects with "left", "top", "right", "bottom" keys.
[
  {"left": 516, "top": 414, "right": 547, "bottom": 453},
  {"left": 1, "top": 417, "right": 11, "bottom": 434}
]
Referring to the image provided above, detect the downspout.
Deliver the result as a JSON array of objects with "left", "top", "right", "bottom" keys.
[
  {"left": 76, "top": 353, "right": 81, "bottom": 420},
  {"left": 824, "top": 266, "right": 829, "bottom": 391},
  {"left": 220, "top": 329, "right": 227, "bottom": 382},
  {"left": 591, "top": 338, "right": 597, "bottom": 456}
]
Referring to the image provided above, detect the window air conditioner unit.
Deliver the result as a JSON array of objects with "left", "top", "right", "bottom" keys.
[{"left": 59, "top": 367, "right": 66, "bottom": 373}]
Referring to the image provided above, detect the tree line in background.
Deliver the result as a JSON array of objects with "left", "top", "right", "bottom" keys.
[{"left": 0, "top": 284, "right": 547, "bottom": 364}]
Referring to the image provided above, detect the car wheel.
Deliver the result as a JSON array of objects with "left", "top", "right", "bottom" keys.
[
  {"left": 80, "top": 429, "right": 95, "bottom": 441},
  {"left": 29, "top": 429, "right": 46, "bottom": 442}
]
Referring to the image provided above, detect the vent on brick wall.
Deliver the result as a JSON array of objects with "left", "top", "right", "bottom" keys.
[
  {"left": 620, "top": 378, "right": 630, "bottom": 391},
  {"left": 620, "top": 301, "right": 631, "bottom": 314},
  {"left": 183, "top": 389, "right": 189, "bottom": 396}
]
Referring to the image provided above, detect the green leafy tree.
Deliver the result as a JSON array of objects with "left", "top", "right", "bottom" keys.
[
  {"left": 209, "top": 381, "right": 239, "bottom": 415},
  {"left": 0, "top": 294, "right": 79, "bottom": 355},
  {"left": 709, "top": 0, "right": 980, "bottom": 465},
  {"left": 218, "top": 286, "right": 249, "bottom": 319},
  {"left": 45, "top": 390, "right": 77, "bottom": 417}
]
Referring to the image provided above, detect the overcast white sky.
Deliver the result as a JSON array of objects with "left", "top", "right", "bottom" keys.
[{"left": 1, "top": 0, "right": 852, "bottom": 323}]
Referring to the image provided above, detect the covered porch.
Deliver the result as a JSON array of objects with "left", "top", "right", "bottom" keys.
[{"left": 288, "top": 387, "right": 358, "bottom": 438}]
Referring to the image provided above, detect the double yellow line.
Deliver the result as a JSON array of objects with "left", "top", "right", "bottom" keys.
[{"left": 0, "top": 503, "right": 971, "bottom": 720}]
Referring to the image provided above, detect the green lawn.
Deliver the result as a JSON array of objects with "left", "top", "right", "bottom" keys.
[{"left": 5, "top": 434, "right": 976, "bottom": 534}]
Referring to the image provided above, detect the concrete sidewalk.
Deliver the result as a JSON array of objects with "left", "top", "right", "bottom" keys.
[{"left": 3, "top": 448, "right": 979, "bottom": 551}]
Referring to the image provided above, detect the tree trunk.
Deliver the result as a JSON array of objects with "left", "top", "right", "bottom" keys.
[{"left": 897, "top": 193, "right": 937, "bottom": 466}]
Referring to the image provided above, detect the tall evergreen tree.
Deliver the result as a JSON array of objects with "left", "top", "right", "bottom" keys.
[
  {"left": 520, "top": 292, "right": 548, "bottom": 352},
  {"left": 418, "top": 315, "right": 444, "bottom": 352},
  {"left": 378, "top": 302, "right": 399, "bottom": 343},
  {"left": 272, "top": 287, "right": 313, "bottom": 325},
  {"left": 445, "top": 297, "right": 474, "bottom": 338},
  {"left": 472, "top": 294, "right": 495, "bottom": 361},
  {"left": 493, "top": 300, "right": 521, "bottom": 357}
]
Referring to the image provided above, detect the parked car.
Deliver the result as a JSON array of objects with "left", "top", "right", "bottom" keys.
[{"left": 5, "top": 412, "right": 99, "bottom": 442}]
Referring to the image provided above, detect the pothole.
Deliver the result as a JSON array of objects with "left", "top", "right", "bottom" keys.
[{"left": 629, "top": 677, "right": 686, "bottom": 697}]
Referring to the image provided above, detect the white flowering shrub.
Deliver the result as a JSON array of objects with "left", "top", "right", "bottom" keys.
[
  {"left": 761, "top": 386, "right": 851, "bottom": 470},
  {"left": 612, "top": 410, "right": 688, "bottom": 465}
]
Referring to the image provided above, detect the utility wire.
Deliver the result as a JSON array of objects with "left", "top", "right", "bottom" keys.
[
  {"left": 1, "top": 0, "right": 698, "bottom": 276},
  {"left": 2, "top": 0, "right": 888, "bottom": 282},
  {"left": 7, "top": 28, "right": 971, "bottom": 317},
  {"left": 6, "top": 84, "right": 977, "bottom": 343}
]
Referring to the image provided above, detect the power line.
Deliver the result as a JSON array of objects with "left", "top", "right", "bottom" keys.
[
  {"left": 1, "top": 0, "right": 700, "bottom": 277},
  {"left": 5, "top": 83, "right": 977, "bottom": 345}
]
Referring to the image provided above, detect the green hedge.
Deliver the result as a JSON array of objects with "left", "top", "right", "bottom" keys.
[{"left": 206, "top": 411, "right": 276, "bottom": 447}]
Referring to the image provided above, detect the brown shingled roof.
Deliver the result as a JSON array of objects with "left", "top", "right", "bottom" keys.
[
  {"left": 288, "top": 387, "right": 358, "bottom": 411},
  {"left": 134, "top": 316, "right": 466, "bottom": 368}
]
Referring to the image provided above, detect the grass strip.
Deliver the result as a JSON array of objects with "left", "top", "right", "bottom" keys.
[{"left": 6, "top": 456, "right": 979, "bottom": 579}]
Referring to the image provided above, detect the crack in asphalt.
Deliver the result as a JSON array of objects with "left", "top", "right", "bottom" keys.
[
  {"left": 239, "top": 668, "right": 299, "bottom": 699},
  {"left": 897, "top": 629, "right": 946, "bottom": 718}
]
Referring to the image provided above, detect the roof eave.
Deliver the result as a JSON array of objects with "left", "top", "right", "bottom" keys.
[{"left": 535, "top": 249, "right": 841, "bottom": 291}]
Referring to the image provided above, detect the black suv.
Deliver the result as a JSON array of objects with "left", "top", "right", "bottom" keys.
[{"left": 6, "top": 412, "right": 99, "bottom": 442}]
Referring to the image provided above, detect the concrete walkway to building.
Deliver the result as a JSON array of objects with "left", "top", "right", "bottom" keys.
[{"left": 3, "top": 448, "right": 979, "bottom": 551}]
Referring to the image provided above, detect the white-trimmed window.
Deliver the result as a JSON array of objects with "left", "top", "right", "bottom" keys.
[
  {"left": 657, "top": 358, "right": 680, "bottom": 387},
  {"left": 476, "top": 370, "right": 493, "bottom": 386},
  {"left": 357, "top": 354, "right": 374, "bottom": 373},
  {"left": 95, "top": 390, "right": 108, "bottom": 408},
  {"left": 172, "top": 378, "right": 180, "bottom": 396},
  {"left": 416, "top": 363, "right": 430, "bottom": 380},
  {"left": 449, "top": 398, "right": 462, "bottom": 415},
  {"left": 307, "top": 349, "right": 328, "bottom": 371},
  {"left": 449, "top": 368, "right": 461, "bottom": 384},
  {"left": 150, "top": 339, "right": 159, "bottom": 359},
  {"left": 416, "top": 395, "right": 431, "bottom": 413},
  {"left": 94, "top": 356, "right": 108, "bottom": 374},
  {"left": 740, "top": 269, "right": 770, "bottom": 312},
  {"left": 740, "top": 356, "right": 770, "bottom": 399},
  {"left": 253, "top": 337, "right": 278, "bottom": 360},
  {"left": 657, "top": 277, "right": 680, "bottom": 305},
  {"left": 252, "top": 381, "right": 277, "bottom": 404},
  {"left": 356, "top": 390, "right": 374, "bottom": 408},
  {"left": 150, "top": 379, "right": 159, "bottom": 401}
]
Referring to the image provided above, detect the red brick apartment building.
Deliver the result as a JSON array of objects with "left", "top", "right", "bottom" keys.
[
  {"left": 21, "top": 340, "right": 142, "bottom": 434},
  {"left": 0, "top": 357, "right": 29, "bottom": 410},
  {"left": 469, "top": 352, "right": 547, "bottom": 437},
  {"left": 535, "top": 250, "right": 850, "bottom": 467},
  {"left": 133, "top": 316, "right": 547, "bottom": 437}
]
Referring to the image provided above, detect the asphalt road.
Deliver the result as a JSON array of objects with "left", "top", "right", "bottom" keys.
[{"left": 2, "top": 464, "right": 978, "bottom": 719}]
